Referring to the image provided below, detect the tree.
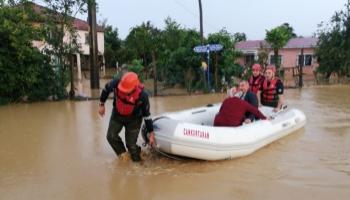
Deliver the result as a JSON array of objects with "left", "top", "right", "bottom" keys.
[
  {"left": 125, "top": 21, "right": 161, "bottom": 94},
  {"left": 104, "top": 25, "right": 122, "bottom": 68},
  {"left": 315, "top": 0, "right": 350, "bottom": 80},
  {"left": 265, "top": 24, "right": 295, "bottom": 71},
  {"left": 233, "top": 32, "right": 247, "bottom": 43},
  {"left": 0, "top": 1, "right": 57, "bottom": 104},
  {"left": 124, "top": 21, "right": 158, "bottom": 69},
  {"left": 157, "top": 18, "right": 202, "bottom": 92},
  {"left": 281, "top": 23, "right": 297, "bottom": 38},
  {"left": 208, "top": 29, "right": 243, "bottom": 90},
  {"left": 257, "top": 42, "right": 270, "bottom": 69},
  {"left": 40, "top": 0, "right": 86, "bottom": 98}
]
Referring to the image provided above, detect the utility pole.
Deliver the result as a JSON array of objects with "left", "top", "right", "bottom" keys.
[
  {"left": 88, "top": 0, "right": 99, "bottom": 89},
  {"left": 299, "top": 48, "right": 304, "bottom": 88},
  {"left": 198, "top": 0, "right": 203, "bottom": 44}
]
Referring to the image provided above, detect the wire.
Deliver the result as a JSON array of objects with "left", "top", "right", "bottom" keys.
[{"left": 172, "top": 0, "right": 221, "bottom": 32}]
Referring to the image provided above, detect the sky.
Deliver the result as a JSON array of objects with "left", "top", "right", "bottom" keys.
[{"left": 37, "top": 0, "right": 348, "bottom": 40}]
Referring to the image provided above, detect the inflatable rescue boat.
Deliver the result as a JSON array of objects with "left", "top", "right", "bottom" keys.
[{"left": 146, "top": 104, "right": 306, "bottom": 161}]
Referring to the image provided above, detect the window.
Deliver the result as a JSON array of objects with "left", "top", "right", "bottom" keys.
[
  {"left": 244, "top": 54, "right": 255, "bottom": 66},
  {"left": 85, "top": 33, "right": 90, "bottom": 45},
  {"left": 269, "top": 55, "right": 282, "bottom": 65},
  {"left": 298, "top": 54, "right": 313, "bottom": 66}
]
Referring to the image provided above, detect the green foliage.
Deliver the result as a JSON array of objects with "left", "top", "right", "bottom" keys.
[
  {"left": 104, "top": 25, "right": 122, "bottom": 68},
  {"left": 265, "top": 23, "right": 295, "bottom": 69},
  {"left": 233, "top": 32, "right": 247, "bottom": 42},
  {"left": 315, "top": 1, "right": 350, "bottom": 79},
  {"left": 124, "top": 21, "right": 160, "bottom": 69},
  {"left": 40, "top": 0, "right": 86, "bottom": 95},
  {"left": 208, "top": 29, "right": 243, "bottom": 88},
  {"left": 0, "top": 3, "right": 52, "bottom": 104},
  {"left": 0, "top": 0, "right": 86, "bottom": 104},
  {"left": 127, "top": 59, "right": 144, "bottom": 81},
  {"left": 108, "top": 18, "right": 243, "bottom": 93},
  {"left": 157, "top": 19, "right": 202, "bottom": 91}
]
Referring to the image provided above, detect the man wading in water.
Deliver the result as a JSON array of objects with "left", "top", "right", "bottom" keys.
[{"left": 98, "top": 72, "right": 155, "bottom": 162}]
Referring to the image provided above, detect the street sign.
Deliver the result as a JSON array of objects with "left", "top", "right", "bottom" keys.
[
  {"left": 193, "top": 44, "right": 223, "bottom": 53},
  {"left": 208, "top": 44, "right": 223, "bottom": 52},
  {"left": 193, "top": 45, "right": 208, "bottom": 53},
  {"left": 193, "top": 43, "right": 223, "bottom": 91}
]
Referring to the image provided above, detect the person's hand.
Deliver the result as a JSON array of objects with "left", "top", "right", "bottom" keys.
[
  {"left": 149, "top": 132, "right": 156, "bottom": 148},
  {"left": 273, "top": 107, "right": 280, "bottom": 112},
  {"left": 98, "top": 104, "right": 105, "bottom": 117},
  {"left": 244, "top": 119, "right": 252, "bottom": 124}
]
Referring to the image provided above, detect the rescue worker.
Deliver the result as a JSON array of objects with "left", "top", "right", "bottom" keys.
[
  {"left": 239, "top": 80, "right": 259, "bottom": 124},
  {"left": 248, "top": 63, "right": 265, "bottom": 95},
  {"left": 257, "top": 65, "right": 285, "bottom": 112},
  {"left": 214, "top": 86, "right": 267, "bottom": 127},
  {"left": 98, "top": 72, "right": 155, "bottom": 162}
]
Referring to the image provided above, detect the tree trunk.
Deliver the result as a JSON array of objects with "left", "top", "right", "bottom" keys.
[
  {"left": 152, "top": 51, "right": 157, "bottom": 96},
  {"left": 69, "top": 54, "right": 75, "bottom": 99},
  {"left": 299, "top": 48, "right": 304, "bottom": 88},
  {"left": 274, "top": 49, "right": 279, "bottom": 68}
]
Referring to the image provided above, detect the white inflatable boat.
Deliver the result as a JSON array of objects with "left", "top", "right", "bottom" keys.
[{"left": 150, "top": 104, "right": 306, "bottom": 161}]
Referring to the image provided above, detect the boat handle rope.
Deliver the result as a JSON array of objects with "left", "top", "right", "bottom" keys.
[{"left": 271, "top": 104, "right": 288, "bottom": 119}]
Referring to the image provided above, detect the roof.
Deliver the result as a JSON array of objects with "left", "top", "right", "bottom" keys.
[
  {"left": 284, "top": 37, "right": 318, "bottom": 48},
  {"left": 73, "top": 18, "right": 104, "bottom": 32},
  {"left": 235, "top": 37, "right": 318, "bottom": 50},
  {"left": 23, "top": 2, "right": 104, "bottom": 32},
  {"left": 235, "top": 40, "right": 270, "bottom": 50}
]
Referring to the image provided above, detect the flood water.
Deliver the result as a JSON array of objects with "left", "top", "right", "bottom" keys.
[{"left": 1, "top": 86, "right": 350, "bottom": 200}]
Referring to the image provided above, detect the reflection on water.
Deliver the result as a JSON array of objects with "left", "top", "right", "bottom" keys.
[{"left": 0, "top": 86, "right": 350, "bottom": 200}]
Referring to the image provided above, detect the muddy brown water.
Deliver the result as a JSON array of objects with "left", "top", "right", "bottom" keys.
[{"left": 1, "top": 86, "right": 350, "bottom": 200}]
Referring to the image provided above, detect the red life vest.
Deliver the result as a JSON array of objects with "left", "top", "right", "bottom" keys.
[
  {"left": 261, "top": 78, "right": 280, "bottom": 106},
  {"left": 115, "top": 84, "right": 144, "bottom": 116},
  {"left": 248, "top": 75, "right": 264, "bottom": 94}
]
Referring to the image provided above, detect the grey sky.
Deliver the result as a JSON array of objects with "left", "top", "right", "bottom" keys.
[{"left": 84, "top": 0, "right": 346, "bottom": 40}]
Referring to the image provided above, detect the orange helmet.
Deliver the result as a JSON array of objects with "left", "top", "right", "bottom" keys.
[
  {"left": 118, "top": 72, "right": 140, "bottom": 93},
  {"left": 252, "top": 63, "right": 261, "bottom": 71}
]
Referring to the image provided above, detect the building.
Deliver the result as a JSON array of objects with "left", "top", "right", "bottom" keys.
[
  {"left": 28, "top": 2, "right": 105, "bottom": 86},
  {"left": 235, "top": 37, "right": 319, "bottom": 86}
]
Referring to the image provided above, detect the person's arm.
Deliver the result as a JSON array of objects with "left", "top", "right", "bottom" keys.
[
  {"left": 274, "top": 80, "right": 284, "bottom": 112},
  {"left": 100, "top": 79, "right": 118, "bottom": 103},
  {"left": 98, "top": 79, "right": 118, "bottom": 117},
  {"left": 257, "top": 90, "right": 262, "bottom": 107},
  {"left": 140, "top": 92, "right": 154, "bottom": 133},
  {"left": 246, "top": 92, "right": 258, "bottom": 121},
  {"left": 140, "top": 92, "right": 155, "bottom": 146},
  {"left": 244, "top": 101, "right": 267, "bottom": 120}
]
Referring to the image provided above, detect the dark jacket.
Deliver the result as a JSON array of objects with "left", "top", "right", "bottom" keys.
[
  {"left": 99, "top": 79, "right": 153, "bottom": 133},
  {"left": 241, "top": 91, "right": 259, "bottom": 121}
]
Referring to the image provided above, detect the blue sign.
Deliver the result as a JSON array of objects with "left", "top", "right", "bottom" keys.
[
  {"left": 193, "top": 45, "right": 208, "bottom": 53},
  {"left": 208, "top": 44, "right": 223, "bottom": 51},
  {"left": 193, "top": 44, "right": 223, "bottom": 53}
]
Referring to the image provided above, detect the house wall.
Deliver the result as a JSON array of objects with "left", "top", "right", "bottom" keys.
[
  {"left": 277, "top": 48, "right": 316, "bottom": 68},
  {"left": 76, "top": 30, "right": 104, "bottom": 55},
  {"left": 31, "top": 25, "right": 104, "bottom": 56}
]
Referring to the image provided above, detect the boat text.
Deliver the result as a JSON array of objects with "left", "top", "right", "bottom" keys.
[{"left": 183, "top": 128, "right": 209, "bottom": 139}]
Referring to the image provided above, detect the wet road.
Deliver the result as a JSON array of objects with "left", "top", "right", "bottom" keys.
[{"left": 0, "top": 85, "right": 350, "bottom": 200}]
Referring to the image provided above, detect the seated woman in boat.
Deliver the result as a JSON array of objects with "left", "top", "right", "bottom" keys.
[{"left": 214, "top": 86, "right": 268, "bottom": 127}]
